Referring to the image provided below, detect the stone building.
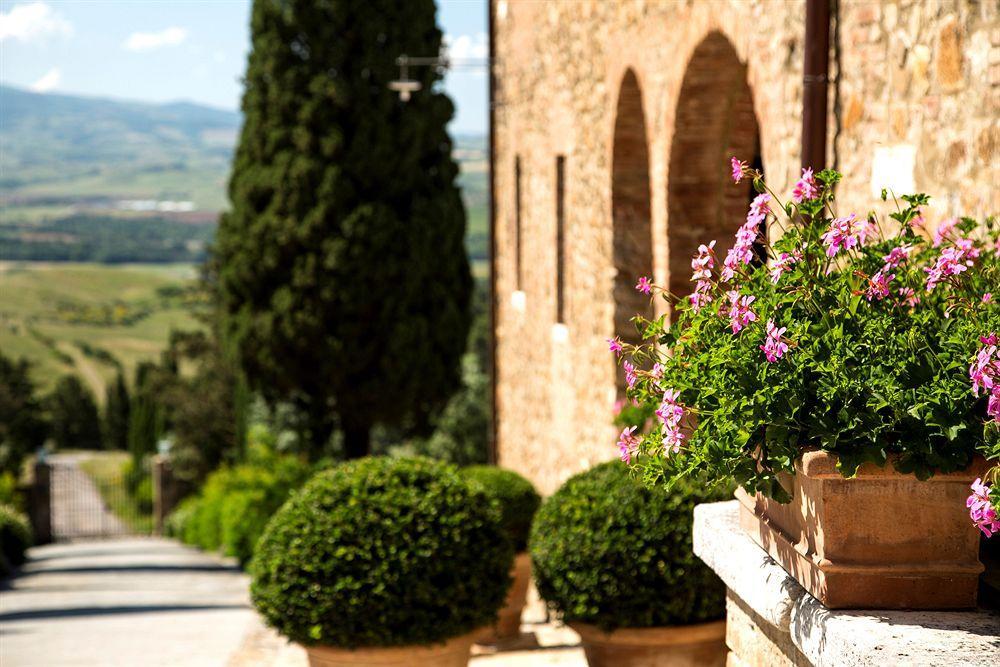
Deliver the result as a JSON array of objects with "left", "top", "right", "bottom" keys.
[{"left": 491, "top": 0, "right": 1000, "bottom": 495}]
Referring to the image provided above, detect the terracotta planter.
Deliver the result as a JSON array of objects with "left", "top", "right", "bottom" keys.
[
  {"left": 735, "top": 451, "right": 987, "bottom": 609},
  {"left": 476, "top": 552, "right": 532, "bottom": 643},
  {"left": 570, "top": 620, "right": 726, "bottom": 667},
  {"left": 304, "top": 628, "right": 481, "bottom": 667}
]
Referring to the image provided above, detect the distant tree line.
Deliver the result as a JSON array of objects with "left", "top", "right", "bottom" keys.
[{"left": 0, "top": 214, "right": 214, "bottom": 263}]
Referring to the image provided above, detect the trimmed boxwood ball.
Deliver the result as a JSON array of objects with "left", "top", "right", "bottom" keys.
[
  {"left": 530, "top": 462, "right": 729, "bottom": 631},
  {"left": 462, "top": 465, "right": 541, "bottom": 552},
  {"left": 250, "top": 456, "right": 514, "bottom": 648}
]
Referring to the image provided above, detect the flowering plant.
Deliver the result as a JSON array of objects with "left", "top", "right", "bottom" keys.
[{"left": 613, "top": 161, "right": 1000, "bottom": 534}]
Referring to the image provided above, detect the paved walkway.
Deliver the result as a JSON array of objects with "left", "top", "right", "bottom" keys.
[
  {"left": 2, "top": 538, "right": 585, "bottom": 666},
  {"left": 0, "top": 539, "right": 256, "bottom": 667}
]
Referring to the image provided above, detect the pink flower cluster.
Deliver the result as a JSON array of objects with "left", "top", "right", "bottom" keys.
[
  {"left": 967, "top": 478, "right": 999, "bottom": 537},
  {"left": 760, "top": 319, "right": 789, "bottom": 363},
  {"left": 865, "top": 269, "right": 895, "bottom": 301},
  {"left": 727, "top": 291, "right": 758, "bottom": 334},
  {"left": 731, "top": 157, "right": 747, "bottom": 184},
  {"left": 624, "top": 359, "right": 638, "bottom": 389},
  {"left": 925, "top": 238, "right": 979, "bottom": 291},
  {"left": 689, "top": 241, "right": 716, "bottom": 312},
  {"left": 721, "top": 195, "right": 769, "bottom": 282},
  {"left": 933, "top": 217, "right": 959, "bottom": 247},
  {"left": 820, "top": 214, "right": 874, "bottom": 258},
  {"left": 970, "top": 336, "right": 1000, "bottom": 421},
  {"left": 608, "top": 337, "right": 624, "bottom": 356},
  {"left": 769, "top": 250, "right": 802, "bottom": 284},
  {"left": 656, "top": 389, "right": 686, "bottom": 455},
  {"left": 617, "top": 426, "right": 640, "bottom": 464},
  {"left": 791, "top": 168, "right": 818, "bottom": 203},
  {"left": 635, "top": 276, "right": 652, "bottom": 295}
]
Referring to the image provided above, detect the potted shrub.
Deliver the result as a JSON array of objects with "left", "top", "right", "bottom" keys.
[
  {"left": 250, "top": 456, "right": 513, "bottom": 667},
  {"left": 613, "top": 161, "right": 999, "bottom": 608},
  {"left": 530, "top": 462, "right": 729, "bottom": 667},
  {"left": 462, "top": 465, "right": 541, "bottom": 642}
]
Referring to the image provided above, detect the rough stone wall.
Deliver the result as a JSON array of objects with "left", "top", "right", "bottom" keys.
[
  {"left": 835, "top": 1, "right": 999, "bottom": 221},
  {"left": 492, "top": 0, "right": 998, "bottom": 495}
]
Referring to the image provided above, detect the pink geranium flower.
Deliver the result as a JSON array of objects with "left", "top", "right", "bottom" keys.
[
  {"left": 727, "top": 291, "right": 758, "bottom": 334},
  {"left": 897, "top": 287, "right": 920, "bottom": 307},
  {"left": 967, "top": 478, "right": 1000, "bottom": 537},
  {"left": 865, "top": 269, "right": 895, "bottom": 301},
  {"left": 821, "top": 214, "right": 870, "bottom": 258},
  {"left": 623, "top": 360, "right": 638, "bottom": 389},
  {"left": 792, "top": 168, "right": 819, "bottom": 202},
  {"left": 760, "top": 319, "right": 789, "bottom": 363},
  {"left": 769, "top": 250, "right": 802, "bottom": 284},
  {"left": 608, "top": 337, "right": 624, "bottom": 356},
  {"left": 730, "top": 157, "right": 747, "bottom": 184},
  {"left": 635, "top": 276, "right": 652, "bottom": 295},
  {"left": 882, "top": 243, "right": 913, "bottom": 269},
  {"left": 690, "top": 241, "right": 716, "bottom": 282},
  {"left": 933, "top": 217, "right": 958, "bottom": 247},
  {"left": 617, "top": 426, "right": 641, "bottom": 464}
]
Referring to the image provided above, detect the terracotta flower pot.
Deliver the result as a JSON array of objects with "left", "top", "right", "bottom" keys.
[
  {"left": 303, "top": 628, "right": 482, "bottom": 667},
  {"left": 476, "top": 551, "right": 532, "bottom": 643},
  {"left": 735, "top": 450, "right": 987, "bottom": 609},
  {"left": 569, "top": 620, "right": 726, "bottom": 667}
]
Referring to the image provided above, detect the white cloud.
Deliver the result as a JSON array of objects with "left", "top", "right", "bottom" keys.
[
  {"left": 29, "top": 67, "right": 60, "bottom": 92},
  {"left": 123, "top": 26, "right": 188, "bottom": 52},
  {"left": 444, "top": 32, "right": 488, "bottom": 61},
  {"left": 0, "top": 2, "right": 72, "bottom": 42}
]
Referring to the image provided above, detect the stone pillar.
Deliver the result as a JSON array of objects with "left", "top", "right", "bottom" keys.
[
  {"left": 30, "top": 461, "right": 52, "bottom": 545},
  {"left": 152, "top": 455, "right": 177, "bottom": 536}
]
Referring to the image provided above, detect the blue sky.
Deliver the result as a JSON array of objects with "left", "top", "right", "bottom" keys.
[{"left": 0, "top": 0, "right": 488, "bottom": 134}]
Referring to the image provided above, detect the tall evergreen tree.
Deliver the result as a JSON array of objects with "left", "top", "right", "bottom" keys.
[
  {"left": 103, "top": 371, "right": 130, "bottom": 451},
  {"left": 215, "top": 0, "right": 471, "bottom": 458},
  {"left": 0, "top": 353, "right": 48, "bottom": 475},
  {"left": 128, "top": 362, "right": 162, "bottom": 464},
  {"left": 48, "top": 376, "right": 102, "bottom": 451}
]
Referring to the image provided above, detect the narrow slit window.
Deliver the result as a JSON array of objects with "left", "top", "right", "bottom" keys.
[
  {"left": 514, "top": 156, "right": 522, "bottom": 291},
  {"left": 555, "top": 155, "right": 566, "bottom": 324}
]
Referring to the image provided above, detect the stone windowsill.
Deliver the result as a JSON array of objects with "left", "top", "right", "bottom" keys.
[{"left": 693, "top": 500, "right": 1000, "bottom": 666}]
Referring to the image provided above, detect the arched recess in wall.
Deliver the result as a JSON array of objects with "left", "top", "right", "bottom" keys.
[
  {"left": 667, "top": 31, "right": 762, "bottom": 301},
  {"left": 611, "top": 68, "right": 653, "bottom": 392}
]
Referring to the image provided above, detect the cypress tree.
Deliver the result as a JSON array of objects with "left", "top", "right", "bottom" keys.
[
  {"left": 48, "top": 376, "right": 102, "bottom": 451},
  {"left": 215, "top": 0, "right": 471, "bottom": 458},
  {"left": 128, "top": 362, "right": 162, "bottom": 465},
  {"left": 103, "top": 371, "right": 130, "bottom": 451}
]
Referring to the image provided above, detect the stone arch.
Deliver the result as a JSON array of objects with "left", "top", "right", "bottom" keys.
[
  {"left": 667, "top": 31, "right": 762, "bottom": 300},
  {"left": 611, "top": 68, "right": 653, "bottom": 365}
]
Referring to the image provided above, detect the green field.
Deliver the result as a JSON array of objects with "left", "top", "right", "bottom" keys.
[{"left": 0, "top": 262, "right": 200, "bottom": 398}]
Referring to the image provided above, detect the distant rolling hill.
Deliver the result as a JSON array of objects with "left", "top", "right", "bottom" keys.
[{"left": 0, "top": 85, "right": 487, "bottom": 264}]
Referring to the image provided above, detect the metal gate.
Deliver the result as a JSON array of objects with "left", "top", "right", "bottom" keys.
[{"left": 49, "top": 457, "right": 149, "bottom": 541}]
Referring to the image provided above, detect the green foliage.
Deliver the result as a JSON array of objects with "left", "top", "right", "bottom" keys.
[
  {"left": 0, "top": 503, "right": 32, "bottom": 576},
  {"left": 215, "top": 0, "right": 471, "bottom": 459},
  {"left": 103, "top": 372, "right": 130, "bottom": 451},
  {"left": 156, "top": 329, "right": 250, "bottom": 484},
  {"left": 0, "top": 352, "right": 47, "bottom": 475},
  {"left": 47, "top": 375, "right": 102, "bottom": 450},
  {"left": 530, "top": 462, "right": 728, "bottom": 631},
  {"left": 462, "top": 465, "right": 540, "bottom": 552},
  {"left": 621, "top": 172, "right": 1000, "bottom": 500},
  {"left": 169, "top": 456, "right": 312, "bottom": 564},
  {"left": 128, "top": 362, "right": 163, "bottom": 465},
  {"left": 0, "top": 472, "right": 23, "bottom": 510},
  {"left": 250, "top": 457, "right": 513, "bottom": 648}
]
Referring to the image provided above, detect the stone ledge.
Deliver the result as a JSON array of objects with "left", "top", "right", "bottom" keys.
[{"left": 694, "top": 501, "right": 1000, "bottom": 666}]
